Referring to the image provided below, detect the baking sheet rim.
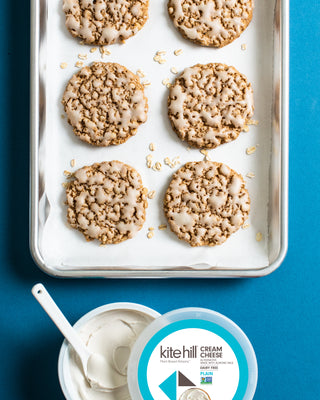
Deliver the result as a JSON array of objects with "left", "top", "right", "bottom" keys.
[{"left": 29, "top": 0, "right": 289, "bottom": 278}]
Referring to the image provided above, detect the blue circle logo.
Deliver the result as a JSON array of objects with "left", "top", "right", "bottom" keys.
[{"left": 138, "top": 319, "right": 249, "bottom": 400}]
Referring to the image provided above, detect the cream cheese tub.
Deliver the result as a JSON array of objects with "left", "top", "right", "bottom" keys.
[
  {"left": 59, "top": 306, "right": 257, "bottom": 400},
  {"left": 58, "top": 303, "right": 161, "bottom": 400},
  {"left": 128, "top": 308, "right": 257, "bottom": 400}
]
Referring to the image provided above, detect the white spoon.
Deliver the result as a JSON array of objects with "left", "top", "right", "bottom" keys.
[{"left": 32, "top": 283, "right": 111, "bottom": 392}]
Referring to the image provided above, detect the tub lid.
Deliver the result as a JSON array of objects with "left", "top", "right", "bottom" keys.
[{"left": 128, "top": 308, "right": 257, "bottom": 400}]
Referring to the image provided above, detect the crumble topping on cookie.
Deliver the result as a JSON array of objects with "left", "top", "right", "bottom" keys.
[
  {"left": 168, "top": 63, "right": 254, "bottom": 149},
  {"left": 63, "top": 0, "right": 149, "bottom": 45},
  {"left": 65, "top": 161, "right": 148, "bottom": 244},
  {"left": 168, "top": 0, "right": 253, "bottom": 48},
  {"left": 164, "top": 161, "right": 250, "bottom": 247},
  {"left": 62, "top": 62, "right": 148, "bottom": 146}
]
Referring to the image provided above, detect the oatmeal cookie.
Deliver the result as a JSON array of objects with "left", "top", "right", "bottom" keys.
[
  {"left": 167, "top": 0, "right": 253, "bottom": 48},
  {"left": 65, "top": 161, "right": 148, "bottom": 244},
  {"left": 62, "top": 62, "right": 148, "bottom": 146},
  {"left": 63, "top": 0, "right": 149, "bottom": 45},
  {"left": 164, "top": 161, "right": 250, "bottom": 247},
  {"left": 168, "top": 63, "right": 254, "bottom": 149}
]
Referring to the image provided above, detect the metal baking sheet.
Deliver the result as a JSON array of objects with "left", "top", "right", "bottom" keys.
[{"left": 30, "top": 0, "right": 289, "bottom": 278}]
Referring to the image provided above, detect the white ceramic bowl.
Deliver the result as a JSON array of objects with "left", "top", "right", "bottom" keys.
[{"left": 58, "top": 302, "right": 161, "bottom": 400}]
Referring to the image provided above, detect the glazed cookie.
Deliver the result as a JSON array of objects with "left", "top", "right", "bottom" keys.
[
  {"left": 167, "top": 0, "right": 253, "bottom": 48},
  {"left": 65, "top": 161, "right": 148, "bottom": 244},
  {"left": 62, "top": 0, "right": 149, "bottom": 45},
  {"left": 168, "top": 63, "right": 254, "bottom": 149},
  {"left": 62, "top": 62, "right": 148, "bottom": 146},
  {"left": 164, "top": 161, "right": 250, "bottom": 247}
]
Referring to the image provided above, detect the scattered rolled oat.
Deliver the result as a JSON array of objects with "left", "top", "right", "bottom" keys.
[
  {"left": 100, "top": 46, "right": 111, "bottom": 58},
  {"left": 136, "top": 69, "right": 145, "bottom": 78},
  {"left": 148, "top": 190, "right": 156, "bottom": 199},
  {"left": 162, "top": 78, "right": 170, "bottom": 86},
  {"left": 248, "top": 119, "right": 259, "bottom": 125},
  {"left": 164, "top": 156, "right": 181, "bottom": 168},
  {"left": 149, "top": 143, "right": 155, "bottom": 151},
  {"left": 243, "top": 125, "right": 250, "bottom": 132},
  {"left": 146, "top": 154, "right": 153, "bottom": 168},
  {"left": 157, "top": 50, "right": 166, "bottom": 56},
  {"left": 246, "top": 172, "right": 255, "bottom": 178},
  {"left": 172, "top": 156, "right": 181, "bottom": 166},
  {"left": 241, "top": 43, "right": 247, "bottom": 50},
  {"left": 171, "top": 67, "right": 178, "bottom": 74},
  {"left": 158, "top": 224, "right": 167, "bottom": 230},
  {"left": 70, "top": 159, "right": 75, "bottom": 168},
  {"left": 90, "top": 47, "right": 98, "bottom": 53},
  {"left": 64, "top": 170, "right": 72, "bottom": 177},
  {"left": 148, "top": 227, "right": 154, "bottom": 231},
  {"left": 75, "top": 61, "right": 84, "bottom": 68},
  {"left": 153, "top": 51, "right": 167, "bottom": 64},
  {"left": 246, "top": 146, "right": 256, "bottom": 155},
  {"left": 242, "top": 222, "right": 250, "bottom": 229},
  {"left": 154, "top": 162, "right": 162, "bottom": 171},
  {"left": 60, "top": 62, "right": 68, "bottom": 69},
  {"left": 200, "top": 149, "right": 211, "bottom": 161},
  {"left": 142, "top": 80, "right": 151, "bottom": 87},
  {"left": 78, "top": 53, "right": 88, "bottom": 60},
  {"left": 174, "top": 49, "right": 183, "bottom": 56},
  {"left": 256, "top": 232, "right": 263, "bottom": 242},
  {"left": 147, "top": 231, "right": 154, "bottom": 239}
]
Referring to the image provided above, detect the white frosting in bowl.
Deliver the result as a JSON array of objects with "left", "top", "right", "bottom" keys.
[{"left": 64, "top": 308, "right": 156, "bottom": 400}]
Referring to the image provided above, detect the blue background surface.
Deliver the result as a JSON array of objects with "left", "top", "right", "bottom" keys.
[{"left": 0, "top": 1, "right": 319, "bottom": 399}]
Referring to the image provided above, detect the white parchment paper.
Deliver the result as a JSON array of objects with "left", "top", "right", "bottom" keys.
[{"left": 39, "top": 0, "right": 276, "bottom": 270}]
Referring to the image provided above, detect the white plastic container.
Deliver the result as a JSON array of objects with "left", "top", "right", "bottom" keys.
[
  {"left": 58, "top": 302, "right": 161, "bottom": 400},
  {"left": 58, "top": 305, "right": 257, "bottom": 400},
  {"left": 128, "top": 308, "right": 257, "bottom": 400}
]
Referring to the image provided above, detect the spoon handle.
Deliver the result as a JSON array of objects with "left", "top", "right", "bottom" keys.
[{"left": 32, "top": 283, "right": 91, "bottom": 365}]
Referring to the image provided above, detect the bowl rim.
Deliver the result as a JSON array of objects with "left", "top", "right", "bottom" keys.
[{"left": 58, "top": 302, "right": 161, "bottom": 400}]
